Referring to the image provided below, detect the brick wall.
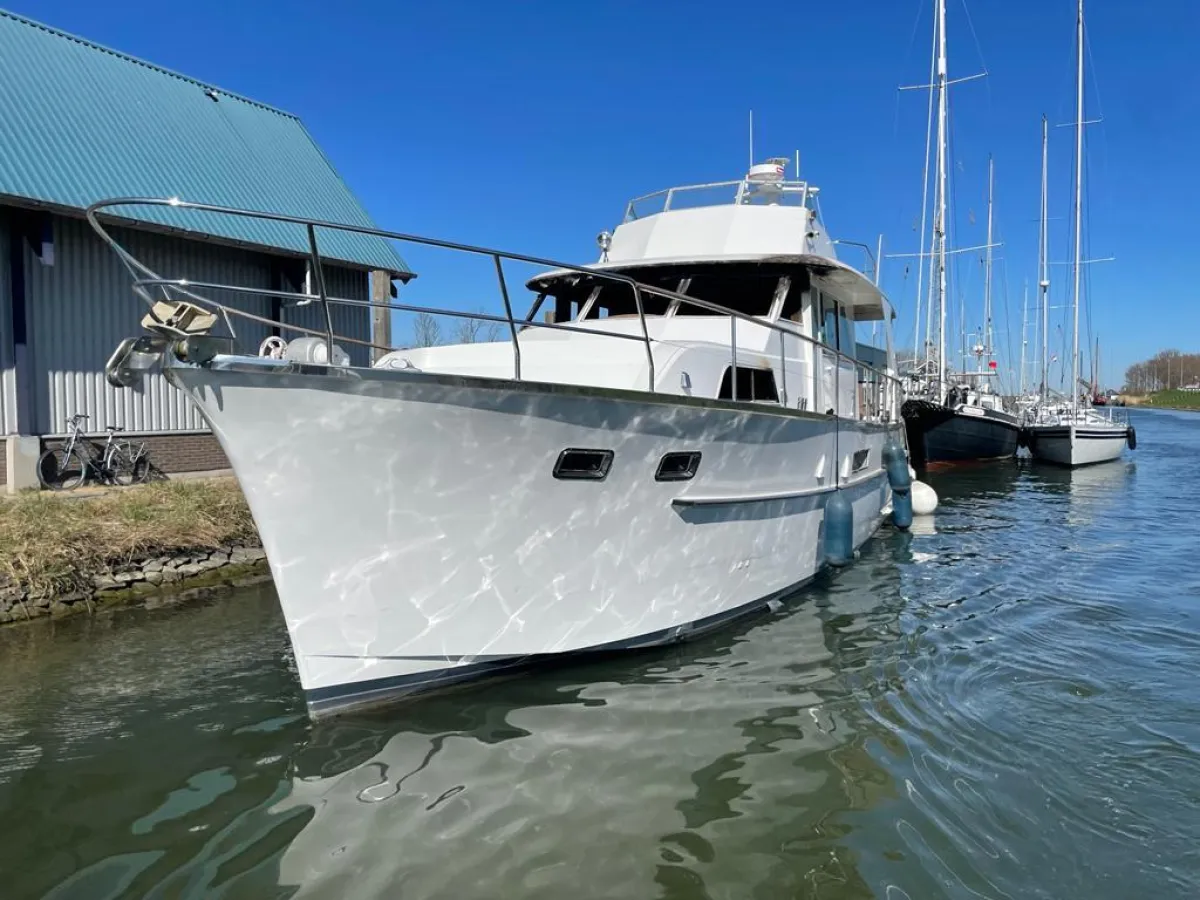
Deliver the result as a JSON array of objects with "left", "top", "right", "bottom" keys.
[
  {"left": 138, "top": 433, "right": 229, "bottom": 474},
  {"left": 41, "top": 432, "right": 229, "bottom": 476}
]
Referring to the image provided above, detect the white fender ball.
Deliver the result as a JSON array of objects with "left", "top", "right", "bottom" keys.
[{"left": 912, "top": 480, "right": 939, "bottom": 516}]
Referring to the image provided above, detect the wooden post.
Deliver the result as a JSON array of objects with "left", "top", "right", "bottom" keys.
[{"left": 370, "top": 270, "right": 392, "bottom": 363}]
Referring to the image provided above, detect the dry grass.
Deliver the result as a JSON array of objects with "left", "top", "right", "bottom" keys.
[{"left": 0, "top": 478, "right": 258, "bottom": 597}]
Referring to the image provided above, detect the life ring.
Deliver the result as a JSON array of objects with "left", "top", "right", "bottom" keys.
[
  {"left": 1126, "top": 425, "right": 1137, "bottom": 450},
  {"left": 258, "top": 335, "right": 288, "bottom": 359}
]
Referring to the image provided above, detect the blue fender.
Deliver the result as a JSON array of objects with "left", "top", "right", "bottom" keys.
[
  {"left": 883, "top": 439, "right": 913, "bottom": 530},
  {"left": 824, "top": 491, "right": 854, "bottom": 567}
]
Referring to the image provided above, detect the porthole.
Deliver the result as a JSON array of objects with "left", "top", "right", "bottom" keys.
[
  {"left": 553, "top": 448, "right": 614, "bottom": 480},
  {"left": 655, "top": 451, "right": 702, "bottom": 482}
]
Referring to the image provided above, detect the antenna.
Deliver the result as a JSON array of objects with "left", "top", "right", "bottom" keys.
[{"left": 795, "top": 150, "right": 800, "bottom": 179}]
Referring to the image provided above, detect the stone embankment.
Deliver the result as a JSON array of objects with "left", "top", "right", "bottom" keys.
[
  {"left": 1, "top": 478, "right": 268, "bottom": 626},
  {"left": 0, "top": 543, "right": 270, "bottom": 624}
]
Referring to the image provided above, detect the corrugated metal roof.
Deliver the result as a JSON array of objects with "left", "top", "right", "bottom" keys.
[{"left": 0, "top": 10, "right": 410, "bottom": 275}]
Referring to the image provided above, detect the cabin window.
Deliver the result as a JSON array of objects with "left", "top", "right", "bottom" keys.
[
  {"left": 778, "top": 279, "right": 804, "bottom": 321},
  {"left": 820, "top": 294, "right": 838, "bottom": 348},
  {"left": 838, "top": 306, "right": 856, "bottom": 356},
  {"left": 818, "top": 294, "right": 856, "bottom": 357},
  {"left": 717, "top": 366, "right": 780, "bottom": 403}
]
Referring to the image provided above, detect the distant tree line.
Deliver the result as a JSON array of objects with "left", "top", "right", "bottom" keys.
[
  {"left": 410, "top": 311, "right": 502, "bottom": 348},
  {"left": 1124, "top": 350, "right": 1200, "bottom": 393}
]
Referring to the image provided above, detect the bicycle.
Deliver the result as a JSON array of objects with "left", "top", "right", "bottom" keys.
[{"left": 37, "top": 414, "right": 152, "bottom": 490}]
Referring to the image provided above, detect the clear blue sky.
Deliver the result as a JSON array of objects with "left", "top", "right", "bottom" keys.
[{"left": 15, "top": 0, "right": 1199, "bottom": 388}]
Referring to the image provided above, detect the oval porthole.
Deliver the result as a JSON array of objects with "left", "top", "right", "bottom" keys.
[{"left": 655, "top": 451, "right": 701, "bottom": 482}]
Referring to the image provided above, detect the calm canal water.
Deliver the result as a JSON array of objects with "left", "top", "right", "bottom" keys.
[{"left": 1, "top": 408, "right": 1197, "bottom": 899}]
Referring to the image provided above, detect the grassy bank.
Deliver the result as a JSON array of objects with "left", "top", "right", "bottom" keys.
[
  {"left": 1137, "top": 390, "right": 1200, "bottom": 410},
  {"left": 0, "top": 479, "right": 258, "bottom": 599}
]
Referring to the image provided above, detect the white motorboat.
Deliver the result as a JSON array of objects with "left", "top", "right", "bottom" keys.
[
  {"left": 1024, "top": 0, "right": 1133, "bottom": 467},
  {"left": 90, "top": 158, "right": 907, "bottom": 718}
]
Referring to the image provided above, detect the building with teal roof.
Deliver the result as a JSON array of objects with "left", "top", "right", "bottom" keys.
[{"left": 0, "top": 10, "right": 409, "bottom": 485}]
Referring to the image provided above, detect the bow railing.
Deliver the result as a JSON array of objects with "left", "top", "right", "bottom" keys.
[{"left": 86, "top": 198, "right": 901, "bottom": 425}]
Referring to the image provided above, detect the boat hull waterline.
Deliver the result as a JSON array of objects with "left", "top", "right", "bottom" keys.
[
  {"left": 169, "top": 356, "right": 902, "bottom": 717},
  {"left": 1025, "top": 424, "right": 1128, "bottom": 467},
  {"left": 902, "top": 399, "right": 1021, "bottom": 466}
]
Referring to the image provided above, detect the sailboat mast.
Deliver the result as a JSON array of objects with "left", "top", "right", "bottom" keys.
[
  {"left": 1019, "top": 280, "right": 1028, "bottom": 395},
  {"left": 913, "top": 9, "right": 938, "bottom": 365},
  {"left": 934, "top": 0, "right": 949, "bottom": 397},
  {"left": 1038, "top": 115, "right": 1050, "bottom": 403},
  {"left": 984, "top": 155, "right": 995, "bottom": 368},
  {"left": 1071, "top": 0, "right": 1085, "bottom": 415}
]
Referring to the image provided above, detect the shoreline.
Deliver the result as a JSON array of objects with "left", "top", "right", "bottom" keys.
[
  {"left": 0, "top": 547, "right": 272, "bottom": 625},
  {"left": 0, "top": 478, "right": 268, "bottom": 627}
]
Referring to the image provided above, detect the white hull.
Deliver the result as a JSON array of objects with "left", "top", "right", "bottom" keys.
[
  {"left": 1026, "top": 422, "right": 1128, "bottom": 467},
  {"left": 169, "top": 357, "right": 901, "bottom": 717}
]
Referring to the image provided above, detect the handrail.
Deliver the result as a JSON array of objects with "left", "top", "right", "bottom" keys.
[
  {"left": 624, "top": 178, "right": 812, "bottom": 221},
  {"left": 85, "top": 197, "right": 901, "bottom": 425}
]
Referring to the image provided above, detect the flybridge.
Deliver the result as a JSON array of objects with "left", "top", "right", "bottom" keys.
[
  {"left": 601, "top": 159, "right": 837, "bottom": 268},
  {"left": 622, "top": 159, "right": 820, "bottom": 222}
]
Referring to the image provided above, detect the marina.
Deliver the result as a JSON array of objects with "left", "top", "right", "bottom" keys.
[{"left": 0, "top": 0, "right": 1191, "bottom": 896}]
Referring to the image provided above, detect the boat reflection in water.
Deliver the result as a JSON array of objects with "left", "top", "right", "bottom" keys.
[
  {"left": 1023, "top": 458, "right": 1135, "bottom": 529},
  {"left": 272, "top": 550, "right": 910, "bottom": 899}
]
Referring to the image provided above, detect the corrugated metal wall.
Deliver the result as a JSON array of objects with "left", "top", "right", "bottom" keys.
[
  {"left": 0, "top": 212, "right": 15, "bottom": 433},
  {"left": 24, "top": 214, "right": 369, "bottom": 434}
]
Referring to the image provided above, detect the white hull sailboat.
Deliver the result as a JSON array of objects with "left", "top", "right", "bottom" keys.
[
  {"left": 1025, "top": 0, "right": 1131, "bottom": 468},
  {"left": 91, "top": 158, "right": 907, "bottom": 717},
  {"left": 1024, "top": 417, "right": 1131, "bottom": 467}
]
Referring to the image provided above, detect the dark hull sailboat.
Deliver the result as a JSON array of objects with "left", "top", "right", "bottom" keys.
[{"left": 902, "top": 398, "right": 1021, "bottom": 466}]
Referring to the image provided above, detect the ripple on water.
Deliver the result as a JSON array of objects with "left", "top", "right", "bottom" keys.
[{"left": 1, "top": 411, "right": 1199, "bottom": 898}]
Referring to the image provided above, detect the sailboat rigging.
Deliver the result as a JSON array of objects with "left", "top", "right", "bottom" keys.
[
  {"left": 1023, "top": 0, "right": 1134, "bottom": 466},
  {"left": 899, "top": 0, "right": 1021, "bottom": 466}
]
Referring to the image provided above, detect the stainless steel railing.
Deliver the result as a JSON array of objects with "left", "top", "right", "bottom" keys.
[
  {"left": 623, "top": 178, "right": 813, "bottom": 221},
  {"left": 85, "top": 197, "right": 902, "bottom": 425}
]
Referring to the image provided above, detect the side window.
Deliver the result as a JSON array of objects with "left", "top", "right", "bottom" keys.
[
  {"left": 820, "top": 294, "right": 838, "bottom": 349},
  {"left": 718, "top": 366, "right": 780, "bottom": 403},
  {"left": 838, "top": 304, "right": 855, "bottom": 358}
]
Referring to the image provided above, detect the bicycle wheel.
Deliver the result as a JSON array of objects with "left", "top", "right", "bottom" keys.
[
  {"left": 110, "top": 445, "right": 150, "bottom": 486},
  {"left": 37, "top": 447, "right": 87, "bottom": 490}
]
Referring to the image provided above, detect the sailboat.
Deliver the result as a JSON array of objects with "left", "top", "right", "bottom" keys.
[
  {"left": 900, "top": 0, "right": 1022, "bottom": 466},
  {"left": 1025, "top": 0, "right": 1133, "bottom": 467}
]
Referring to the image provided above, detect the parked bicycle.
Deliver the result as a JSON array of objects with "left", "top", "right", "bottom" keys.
[{"left": 37, "top": 414, "right": 151, "bottom": 490}]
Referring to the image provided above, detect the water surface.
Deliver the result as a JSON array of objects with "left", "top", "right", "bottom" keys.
[{"left": 1, "top": 408, "right": 1197, "bottom": 898}]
